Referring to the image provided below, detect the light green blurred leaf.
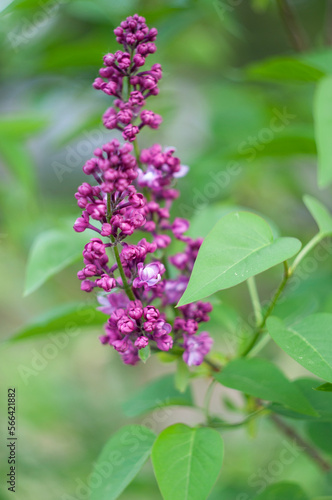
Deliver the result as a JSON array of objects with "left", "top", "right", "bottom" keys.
[
  {"left": 267, "top": 314, "right": 332, "bottom": 383},
  {"left": 315, "top": 383, "right": 332, "bottom": 392},
  {"left": 214, "top": 358, "right": 316, "bottom": 416},
  {"left": 175, "top": 358, "right": 191, "bottom": 393},
  {"left": 7, "top": 302, "right": 105, "bottom": 342},
  {"left": 270, "top": 378, "right": 332, "bottom": 421},
  {"left": 303, "top": 195, "right": 332, "bottom": 235},
  {"left": 253, "top": 481, "right": 309, "bottom": 500},
  {"left": 0, "top": 114, "right": 48, "bottom": 137},
  {"left": 24, "top": 225, "right": 92, "bottom": 296},
  {"left": 90, "top": 425, "right": 156, "bottom": 500},
  {"left": 138, "top": 344, "right": 151, "bottom": 363},
  {"left": 122, "top": 374, "right": 193, "bottom": 417},
  {"left": 152, "top": 424, "right": 223, "bottom": 500},
  {"left": 247, "top": 57, "right": 325, "bottom": 83},
  {"left": 306, "top": 422, "right": 332, "bottom": 455},
  {"left": 314, "top": 76, "right": 332, "bottom": 187},
  {"left": 178, "top": 212, "right": 301, "bottom": 306}
]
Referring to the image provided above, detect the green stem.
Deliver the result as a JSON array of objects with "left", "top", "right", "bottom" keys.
[
  {"left": 247, "top": 276, "right": 263, "bottom": 325},
  {"left": 208, "top": 407, "right": 268, "bottom": 429},
  {"left": 106, "top": 193, "right": 135, "bottom": 301},
  {"left": 111, "top": 234, "right": 136, "bottom": 301},
  {"left": 240, "top": 262, "right": 289, "bottom": 357},
  {"left": 289, "top": 232, "right": 324, "bottom": 274},
  {"left": 204, "top": 379, "right": 216, "bottom": 424}
]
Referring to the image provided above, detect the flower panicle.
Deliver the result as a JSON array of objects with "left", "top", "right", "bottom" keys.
[{"left": 73, "top": 13, "right": 213, "bottom": 366}]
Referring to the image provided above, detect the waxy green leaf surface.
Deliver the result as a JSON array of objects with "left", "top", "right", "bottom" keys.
[
  {"left": 152, "top": 424, "right": 223, "bottom": 500},
  {"left": 178, "top": 212, "right": 301, "bottom": 306},
  {"left": 267, "top": 314, "right": 332, "bottom": 383}
]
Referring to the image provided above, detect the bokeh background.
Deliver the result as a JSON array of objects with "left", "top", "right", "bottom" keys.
[{"left": 1, "top": 0, "right": 332, "bottom": 498}]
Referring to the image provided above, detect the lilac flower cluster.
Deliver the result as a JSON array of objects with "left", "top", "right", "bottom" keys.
[{"left": 74, "top": 14, "right": 213, "bottom": 366}]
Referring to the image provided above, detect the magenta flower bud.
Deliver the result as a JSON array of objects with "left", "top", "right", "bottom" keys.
[
  {"left": 158, "top": 208, "right": 170, "bottom": 219},
  {"left": 123, "top": 124, "right": 139, "bottom": 142},
  {"left": 147, "top": 42, "right": 157, "bottom": 53},
  {"left": 117, "top": 108, "right": 133, "bottom": 125},
  {"left": 144, "top": 321, "right": 156, "bottom": 333},
  {"left": 144, "top": 305, "right": 160, "bottom": 321},
  {"left": 172, "top": 218, "right": 190, "bottom": 237},
  {"left": 136, "top": 30, "right": 145, "bottom": 42},
  {"left": 96, "top": 274, "right": 116, "bottom": 292},
  {"left": 133, "top": 262, "right": 165, "bottom": 288},
  {"left": 84, "top": 264, "right": 98, "bottom": 277},
  {"left": 117, "top": 316, "right": 136, "bottom": 334},
  {"left": 148, "top": 28, "right": 158, "bottom": 41},
  {"left": 77, "top": 270, "right": 85, "bottom": 280},
  {"left": 113, "top": 339, "right": 129, "bottom": 353},
  {"left": 100, "top": 223, "right": 112, "bottom": 236},
  {"left": 128, "top": 193, "right": 146, "bottom": 208},
  {"left": 155, "top": 334, "right": 173, "bottom": 351},
  {"left": 103, "top": 107, "right": 118, "bottom": 129},
  {"left": 84, "top": 238, "right": 106, "bottom": 261},
  {"left": 144, "top": 221, "right": 156, "bottom": 232},
  {"left": 169, "top": 252, "right": 188, "bottom": 270},
  {"left": 174, "top": 317, "right": 186, "bottom": 331},
  {"left": 183, "top": 332, "right": 213, "bottom": 366},
  {"left": 103, "top": 53, "right": 116, "bottom": 66},
  {"left": 126, "top": 33, "right": 136, "bottom": 45},
  {"left": 184, "top": 319, "right": 198, "bottom": 335},
  {"left": 129, "top": 90, "right": 145, "bottom": 107},
  {"left": 135, "top": 336, "right": 149, "bottom": 349},
  {"left": 92, "top": 77, "right": 104, "bottom": 89},
  {"left": 119, "top": 221, "right": 134, "bottom": 235},
  {"left": 83, "top": 158, "right": 97, "bottom": 175},
  {"left": 141, "top": 74, "right": 157, "bottom": 90},
  {"left": 154, "top": 235, "right": 171, "bottom": 249},
  {"left": 128, "top": 300, "right": 144, "bottom": 320},
  {"left": 99, "top": 67, "right": 114, "bottom": 78},
  {"left": 74, "top": 217, "right": 89, "bottom": 232},
  {"left": 81, "top": 280, "right": 95, "bottom": 292},
  {"left": 133, "top": 54, "right": 145, "bottom": 67},
  {"left": 113, "top": 27, "right": 123, "bottom": 37},
  {"left": 78, "top": 182, "right": 92, "bottom": 196}
]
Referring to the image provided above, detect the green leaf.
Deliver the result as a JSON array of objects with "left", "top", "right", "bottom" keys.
[
  {"left": 90, "top": 425, "right": 156, "bottom": 500},
  {"left": 271, "top": 378, "right": 332, "bottom": 421},
  {"left": 122, "top": 375, "right": 193, "bottom": 417},
  {"left": 24, "top": 225, "right": 92, "bottom": 296},
  {"left": 247, "top": 56, "right": 325, "bottom": 83},
  {"left": 314, "top": 76, "right": 332, "bottom": 187},
  {"left": 138, "top": 345, "right": 150, "bottom": 363},
  {"left": 253, "top": 481, "right": 309, "bottom": 500},
  {"left": 306, "top": 422, "right": 332, "bottom": 455},
  {"left": 303, "top": 195, "right": 332, "bottom": 235},
  {"left": 175, "top": 359, "right": 191, "bottom": 393},
  {"left": 151, "top": 424, "right": 223, "bottom": 500},
  {"left": 178, "top": 211, "right": 301, "bottom": 306},
  {"left": 0, "top": 113, "right": 48, "bottom": 137},
  {"left": 214, "top": 358, "right": 316, "bottom": 416},
  {"left": 7, "top": 303, "right": 106, "bottom": 342},
  {"left": 267, "top": 314, "right": 332, "bottom": 383},
  {"left": 316, "top": 383, "right": 332, "bottom": 392}
]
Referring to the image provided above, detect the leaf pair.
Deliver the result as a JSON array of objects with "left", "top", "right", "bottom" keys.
[{"left": 90, "top": 424, "right": 224, "bottom": 500}]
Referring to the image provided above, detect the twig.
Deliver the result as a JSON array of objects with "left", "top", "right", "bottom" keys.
[
  {"left": 276, "top": 0, "right": 309, "bottom": 52},
  {"left": 271, "top": 414, "right": 332, "bottom": 473}
]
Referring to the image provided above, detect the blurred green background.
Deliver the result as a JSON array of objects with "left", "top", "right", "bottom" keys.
[{"left": 1, "top": 0, "right": 332, "bottom": 498}]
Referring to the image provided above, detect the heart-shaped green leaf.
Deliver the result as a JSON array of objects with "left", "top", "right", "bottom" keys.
[
  {"left": 90, "top": 425, "right": 156, "bottom": 500},
  {"left": 152, "top": 424, "right": 223, "bottom": 500},
  {"left": 178, "top": 212, "right": 301, "bottom": 306},
  {"left": 214, "top": 358, "right": 316, "bottom": 416},
  {"left": 267, "top": 314, "right": 332, "bottom": 383}
]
